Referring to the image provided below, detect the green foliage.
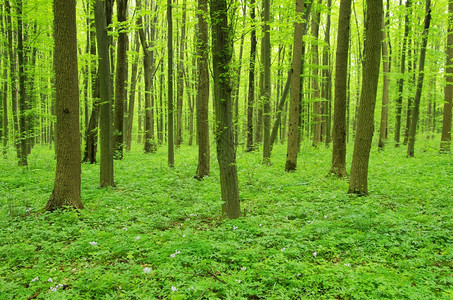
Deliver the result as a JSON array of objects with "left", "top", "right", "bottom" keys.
[{"left": 0, "top": 142, "right": 451, "bottom": 299}]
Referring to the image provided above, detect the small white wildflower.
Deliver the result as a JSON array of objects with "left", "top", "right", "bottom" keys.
[
  {"left": 324, "top": 215, "right": 328, "bottom": 219},
  {"left": 31, "top": 276, "right": 39, "bottom": 282},
  {"left": 136, "top": 236, "right": 141, "bottom": 240},
  {"left": 122, "top": 227, "right": 128, "bottom": 231},
  {"left": 312, "top": 251, "right": 317, "bottom": 257},
  {"left": 89, "top": 241, "right": 97, "bottom": 246},
  {"left": 26, "top": 208, "right": 31, "bottom": 213},
  {"left": 281, "top": 248, "right": 286, "bottom": 252},
  {"left": 186, "top": 218, "right": 191, "bottom": 221},
  {"left": 344, "top": 263, "right": 351, "bottom": 267},
  {"left": 297, "top": 273, "right": 301, "bottom": 277},
  {"left": 143, "top": 267, "right": 152, "bottom": 273},
  {"left": 235, "top": 279, "right": 242, "bottom": 283},
  {"left": 307, "top": 220, "right": 312, "bottom": 224},
  {"left": 58, "top": 283, "right": 63, "bottom": 288},
  {"left": 190, "top": 213, "right": 197, "bottom": 217},
  {"left": 170, "top": 253, "right": 176, "bottom": 258},
  {"left": 182, "top": 234, "right": 186, "bottom": 238},
  {"left": 241, "top": 267, "right": 247, "bottom": 271},
  {"left": 48, "top": 278, "right": 53, "bottom": 283},
  {"left": 50, "top": 287, "right": 57, "bottom": 292},
  {"left": 175, "top": 250, "right": 180, "bottom": 255},
  {"left": 259, "top": 224, "right": 262, "bottom": 227},
  {"left": 171, "top": 286, "right": 177, "bottom": 292},
  {"left": 233, "top": 225, "right": 238, "bottom": 230},
  {"left": 188, "top": 286, "right": 194, "bottom": 290}
]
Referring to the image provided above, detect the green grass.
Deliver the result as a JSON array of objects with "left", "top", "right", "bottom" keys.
[{"left": 0, "top": 140, "right": 452, "bottom": 299}]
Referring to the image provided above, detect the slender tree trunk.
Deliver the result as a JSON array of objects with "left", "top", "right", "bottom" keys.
[
  {"left": 46, "top": 0, "right": 83, "bottom": 211},
  {"left": 167, "top": 0, "right": 174, "bottom": 167},
  {"left": 195, "top": 0, "right": 210, "bottom": 179},
  {"left": 348, "top": 0, "right": 383, "bottom": 195},
  {"left": 1, "top": 4, "right": 8, "bottom": 157},
  {"left": 17, "top": 0, "right": 27, "bottom": 166},
  {"left": 407, "top": 0, "right": 431, "bottom": 157},
  {"left": 262, "top": 0, "right": 271, "bottom": 164},
  {"left": 233, "top": 4, "right": 246, "bottom": 146},
  {"left": 441, "top": 1, "right": 453, "bottom": 152},
  {"left": 311, "top": 3, "right": 321, "bottom": 147},
  {"left": 285, "top": 0, "right": 311, "bottom": 171},
  {"left": 330, "top": 0, "right": 351, "bottom": 177},
  {"left": 176, "top": 0, "right": 186, "bottom": 147},
  {"left": 403, "top": 41, "right": 415, "bottom": 146},
  {"left": 126, "top": 33, "right": 140, "bottom": 151},
  {"left": 95, "top": 0, "right": 114, "bottom": 187},
  {"left": 270, "top": 71, "right": 290, "bottom": 149},
  {"left": 113, "top": 0, "right": 128, "bottom": 159},
  {"left": 378, "top": 10, "right": 390, "bottom": 150},
  {"left": 246, "top": 0, "right": 257, "bottom": 152},
  {"left": 82, "top": 75, "right": 100, "bottom": 163},
  {"left": 322, "top": 0, "right": 332, "bottom": 147},
  {"left": 210, "top": 0, "right": 240, "bottom": 218}
]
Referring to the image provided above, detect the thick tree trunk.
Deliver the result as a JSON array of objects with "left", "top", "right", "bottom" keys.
[
  {"left": 407, "top": 0, "right": 431, "bottom": 157},
  {"left": 113, "top": 0, "right": 128, "bottom": 159},
  {"left": 440, "top": 0, "right": 453, "bottom": 152},
  {"left": 95, "top": 0, "right": 114, "bottom": 187},
  {"left": 348, "top": 0, "right": 383, "bottom": 195},
  {"left": 46, "top": 0, "right": 83, "bottom": 211},
  {"left": 262, "top": 0, "right": 271, "bottom": 164},
  {"left": 330, "top": 0, "right": 351, "bottom": 177},
  {"left": 285, "top": 0, "right": 311, "bottom": 171},
  {"left": 210, "top": 0, "right": 240, "bottom": 218},
  {"left": 246, "top": 0, "right": 257, "bottom": 152},
  {"left": 195, "top": 0, "right": 210, "bottom": 179}
]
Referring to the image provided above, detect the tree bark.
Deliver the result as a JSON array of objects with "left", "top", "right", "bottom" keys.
[
  {"left": 322, "top": 0, "right": 332, "bottom": 147},
  {"left": 440, "top": 0, "right": 453, "bottom": 153},
  {"left": 17, "top": 0, "right": 27, "bottom": 166},
  {"left": 195, "top": 0, "right": 210, "bottom": 179},
  {"left": 330, "top": 0, "right": 351, "bottom": 177},
  {"left": 167, "top": 0, "right": 174, "bottom": 167},
  {"left": 262, "top": 0, "right": 271, "bottom": 164},
  {"left": 311, "top": 3, "right": 322, "bottom": 147},
  {"left": 378, "top": 9, "right": 390, "bottom": 150},
  {"left": 113, "top": 0, "right": 128, "bottom": 159},
  {"left": 348, "top": 0, "right": 383, "bottom": 195},
  {"left": 176, "top": 0, "right": 186, "bottom": 147},
  {"left": 210, "top": 0, "right": 241, "bottom": 218},
  {"left": 46, "top": 0, "right": 83, "bottom": 211},
  {"left": 407, "top": 0, "right": 431, "bottom": 157},
  {"left": 246, "top": 0, "right": 257, "bottom": 152},
  {"left": 285, "top": 0, "right": 311, "bottom": 171},
  {"left": 126, "top": 33, "right": 140, "bottom": 151},
  {"left": 1, "top": 3, "right": 8, "bottom": 157},
  {"left": 95, "top": 0, "right": 114, "bottom": 187}
]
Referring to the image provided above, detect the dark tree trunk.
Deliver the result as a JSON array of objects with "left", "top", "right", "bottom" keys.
[
  {"left": 195, "top": 0, "right": 210, "bottom": 179},
  {"left": 246, "top": 0, "right": 257, "bottom": 152},
  {"left": 46, "top": 0, "right": 83, "bottom": 211},
  {"left": 348, "top": 0, "right": 383, "bottom": 195},
  {"left": 285, "top": 0, "right": 311, "bottom": 171},
  {"left": 113, "top": 0, "right": 128, "bottom": 159},
  {"left": 210, "top": 0, "right": 240, "bottom": 218},
  {"left": 407, "top": 0, "right": 431, "bottom": 157},
  {"left": 330, "top": 0, "right": 351, "bottom": 177}
]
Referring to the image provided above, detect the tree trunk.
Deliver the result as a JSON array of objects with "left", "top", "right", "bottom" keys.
[
  {"left": 270, "top": 71, "right": 290, "bottom": 149},
  {"left": 330, "top": 0, "right": 351, "bottom": 177},
  {"left": 46, "top": 0, "right": 83, "bottom": 211},
  {"left": 176, "top": 0, "right": 186, "bottom": 147},
  {"left": 246, "top": 0, "right": 257, "bottom": 152},
  {"left": 126, "top": 33, "right": 140, "bottom": 151},
  {"left": 210, "top": 0, "right": 240, "bottom": 218},
  {"left": 167, "top": 0, "right": 174, "bottom": 167},
  {"left": 82, "top": 75, "right": 100, "bottom": 163},
  {"left": 311, "top": 3, "right": 322, "bottom": 147},
  {"left": 322, "top": 0, "right": 332, "bottom": 147},
  {"left": 17, "top": 0, "right": 27, "bottom": 166},
  {"left": 95, "top": 0, "right": 114, "bottom": 187},
  {"left": 441, "top": 1, "right": 453, "bottom": 152},
  {"left": 195, "top": 0, "right": 210, "bottom": 179},
  {"left": 348, "top": 0, "right": 383, "bottom": 195},
  {"left": 407, "top": 0, "right": 431, "bottom": 157},
  {"left": 378, "top": 10, "right": 390, "bottom": 150},
  {"left": 262, "top": 0, "right": 271, "bottom": 164},
  {"left": 113, "top": 0, "right": 128, "bottom": 159},
  {"left": 1, "top": 3, "right": 8, "bottom": 157},
  {"left": 285, "top": 0, "right": 311, "bottom": 171}
]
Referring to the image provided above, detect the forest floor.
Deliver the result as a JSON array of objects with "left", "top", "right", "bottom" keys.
[{"left": 0, "top": 139, "right": 452, "bottom": 299}]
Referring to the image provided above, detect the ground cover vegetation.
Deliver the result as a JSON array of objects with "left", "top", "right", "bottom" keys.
[{"left": 0, "top": 141, "right": 451, "bottom": 299}]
